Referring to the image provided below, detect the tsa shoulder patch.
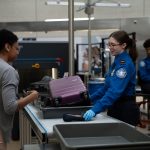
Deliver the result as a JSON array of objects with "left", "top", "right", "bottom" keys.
[{"left": 116, "top": 68, "right": 127, "bottom": 78}]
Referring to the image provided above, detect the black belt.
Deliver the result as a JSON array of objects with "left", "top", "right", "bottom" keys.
[
  {"left": 141, "top": 81, "right": 150, "bottom": 84},
  {"left": 117, "top": 95, "right": 136, "bottom": 103}
]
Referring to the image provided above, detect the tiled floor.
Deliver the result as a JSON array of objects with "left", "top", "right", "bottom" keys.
[
  {"left": 136, "top": 96, "right": 150, "bottom": 135},
  {"left": 7, "top": 140, "right": 20, "bottom": 150},
  {"left": 7, "top": 96, "right": 150, "bottom": 150}
]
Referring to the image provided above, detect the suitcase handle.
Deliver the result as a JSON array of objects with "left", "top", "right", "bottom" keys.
[{"left": 80, "top": 91, "right": 88, "bottom": 100}]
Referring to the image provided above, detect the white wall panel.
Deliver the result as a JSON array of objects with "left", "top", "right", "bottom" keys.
[
  {"left": 0, "top": 0, "right": 36, "bottom": 22},
  {"left": 36, "top": 0, "right": 68, "bottom": 21},
  {"left": 144, "top": 0, "right": 150, "bottom": 17},
  {"left": 93, "top": 0, "right": 144, "bottom": 19},
  {"left": 40, "top": 0, "right": 145, "bottom": 20}
]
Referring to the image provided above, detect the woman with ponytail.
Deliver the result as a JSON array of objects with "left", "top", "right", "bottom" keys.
[{"left": 83, "top": 30, "right": 140, "bottom": 126}]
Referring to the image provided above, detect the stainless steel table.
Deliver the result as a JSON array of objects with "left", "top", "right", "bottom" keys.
[{"left": 19, "top": 104, "right": 122, "bottom": 148}]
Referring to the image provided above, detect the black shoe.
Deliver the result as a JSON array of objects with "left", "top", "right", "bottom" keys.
[{"left": 63, "top": 113, "right": 85, "bottom": 122}]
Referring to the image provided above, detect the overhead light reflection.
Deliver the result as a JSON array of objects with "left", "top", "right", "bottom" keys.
[{"left": 44, "top": 17, "right": 95, "bottom": 22}]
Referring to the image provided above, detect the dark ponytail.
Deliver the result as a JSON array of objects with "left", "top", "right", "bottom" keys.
[
  {"left": 109, "top": 30, "right": 138, "bottom": 63},
  {"left": 128, "top": 38, "right": 138, "bottom": 63}
]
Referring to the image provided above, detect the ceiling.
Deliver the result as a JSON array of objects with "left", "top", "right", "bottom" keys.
[{"left": 0, "top": 0, "right": 149, "bottom": 41}]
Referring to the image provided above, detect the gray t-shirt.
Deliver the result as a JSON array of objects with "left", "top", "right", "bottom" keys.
[{"left": 0, "top": 58, "right": 19, "bottom": 142}]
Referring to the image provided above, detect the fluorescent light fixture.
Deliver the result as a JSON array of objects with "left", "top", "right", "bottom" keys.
[
  {"left": 95, "top": 3, "right": 119, "bottom": 7},
  {"left": 44, "top": 17, "right": 94, "bottom": 22},
  {"left": 95, "top": 2, "right": 130, "bottom": 7},
  {"left": 45, "top": 1, "right": 85, "bottom": 6},
  {"left": 118, "top": 3, "right": 131, "bottom": 7},
  {"left": 46, "top": 1, "right": 130, "bottom": 8}
]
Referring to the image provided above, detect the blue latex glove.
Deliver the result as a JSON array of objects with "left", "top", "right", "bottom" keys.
[{"left": 83, "top": 110, "right": 95, "bottom": 121}]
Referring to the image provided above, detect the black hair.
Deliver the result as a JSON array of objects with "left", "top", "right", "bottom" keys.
[
  {"left": 0, "top": 29, "right": 18, "bottom": 51},
  {"left": 109, "top": 30, "right": 138, "bottom": 63},
  {"left": 143, "top": 39, "right": 150, "bottom": 48}
]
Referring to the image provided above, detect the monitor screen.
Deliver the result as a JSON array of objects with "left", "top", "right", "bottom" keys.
[{"left": 13, "top": 41, "right": 69, "bottom": 91}]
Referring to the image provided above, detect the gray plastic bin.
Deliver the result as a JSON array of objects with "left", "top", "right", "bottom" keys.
[
  {"left": 53, "top": 123, "right": 150, "bottom": 150},
  {"left": 41, "top": 106, "right": 92, "bottom": 119}
]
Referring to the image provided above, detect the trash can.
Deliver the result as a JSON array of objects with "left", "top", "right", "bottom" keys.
[{"left": 88, "top": 79, "right": 105, "bottom": 95}]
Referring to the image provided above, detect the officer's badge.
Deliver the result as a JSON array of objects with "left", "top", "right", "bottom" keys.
[
  {"left": 116, "top": 68, "right": 127, "bottom": 78},
  {"left": 140, "top": 61, "right": 145, "bottom": 67}
]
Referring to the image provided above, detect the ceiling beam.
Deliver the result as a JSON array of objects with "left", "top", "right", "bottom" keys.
[{"left": 0, "top": 19, "right": 120, "bottom": 32}]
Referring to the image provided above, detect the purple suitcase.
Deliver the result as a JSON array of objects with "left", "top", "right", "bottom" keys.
[{"left": 49, "top": 75, "right": 89, "bottom": 107}]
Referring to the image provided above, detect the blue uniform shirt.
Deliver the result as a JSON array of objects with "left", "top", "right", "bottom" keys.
[
  {"left": 91, "top": 51, "right": 136, "bottom": 114},
  {"left": 138, "top": 57, "right": 150, "bottom": 82}
]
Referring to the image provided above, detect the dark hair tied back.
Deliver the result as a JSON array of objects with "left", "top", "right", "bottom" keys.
[
  {"left": 143, "top": 39, "right": 150, "bottom": 48},
  {"left": 0, "top": 29, "right": 18, "bottom": 51},
  {"left": 128, "top": 38, "right": 138, "bottom": 63},
  {"left": 109, "top": 30, "right": 138, "bottom": 63}
]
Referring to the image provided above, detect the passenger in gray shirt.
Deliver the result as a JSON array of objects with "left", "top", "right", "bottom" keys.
[{"left": 0, "top": 29, "right": 39, "bottom": 150}]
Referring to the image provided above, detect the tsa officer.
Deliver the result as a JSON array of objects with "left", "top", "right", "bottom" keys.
[
  {"left": 83, "top": 30, "right": 140, "bottom": 126},
  {"left": 138, "top": 39, "right": 150, "bottom": 93}
]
